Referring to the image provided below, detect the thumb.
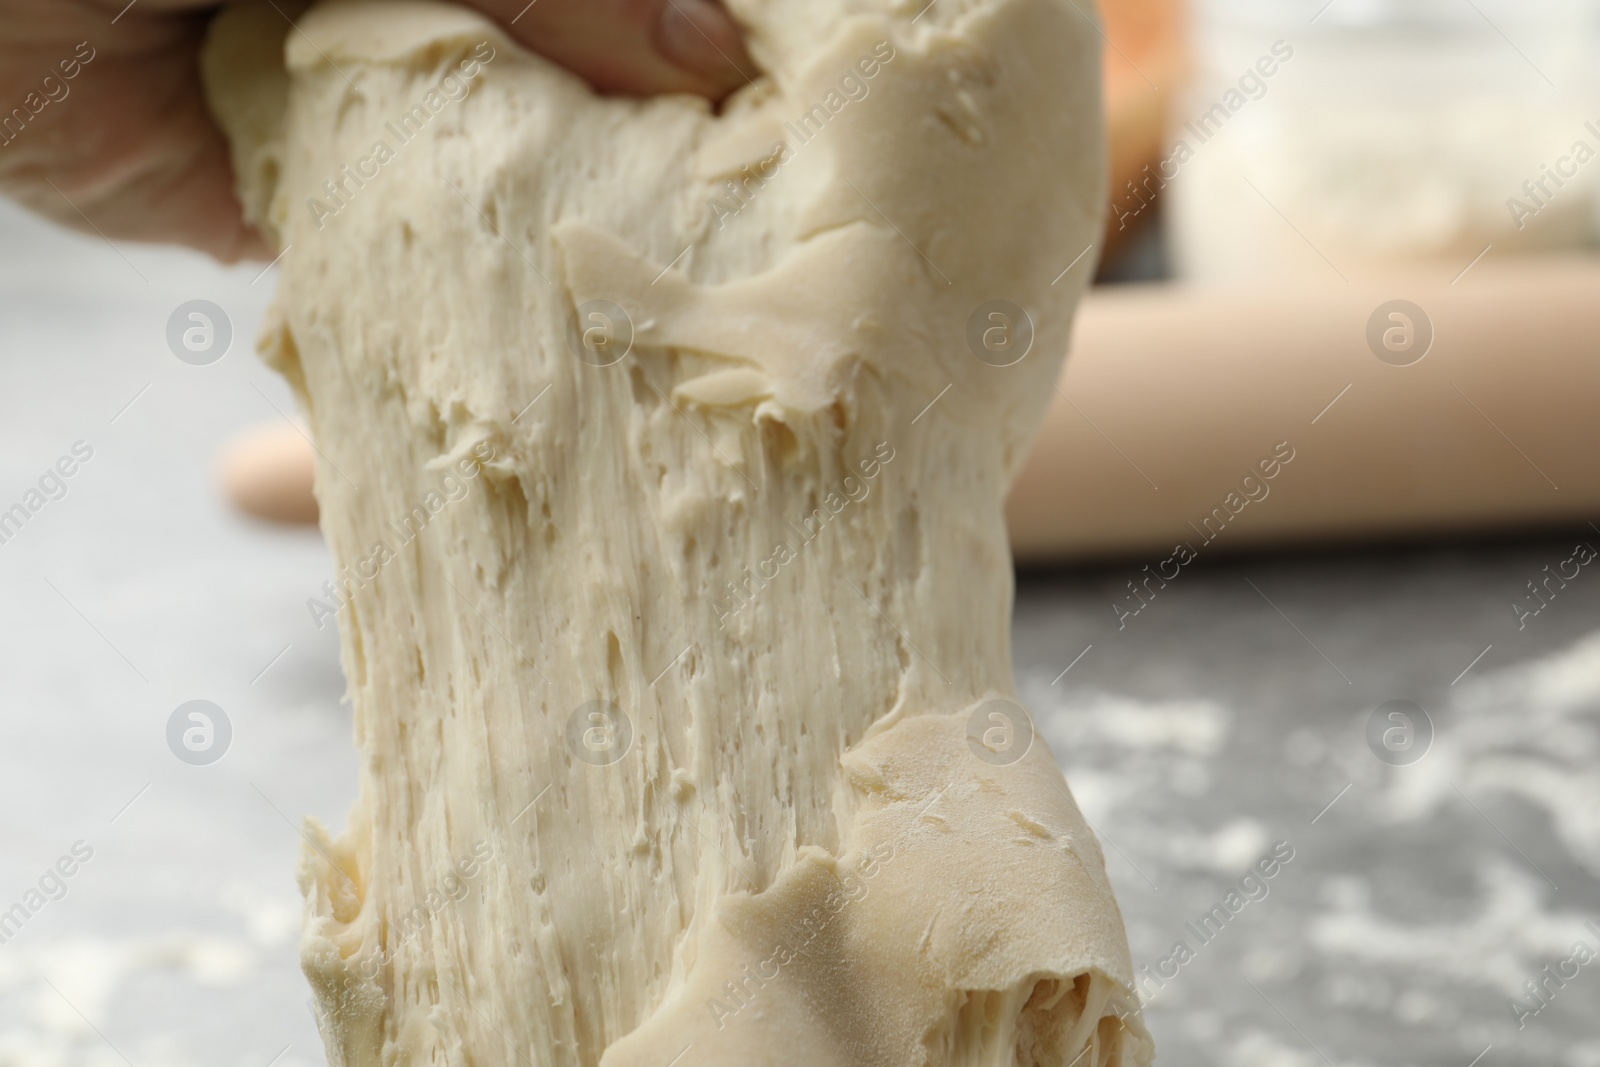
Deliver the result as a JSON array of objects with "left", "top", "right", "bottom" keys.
[{"left": 469, "top": 0, "right": 755, "bottom": 100}]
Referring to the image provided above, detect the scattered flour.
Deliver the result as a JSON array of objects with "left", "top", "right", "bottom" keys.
[
  {"left": 1308, "top": 859, "right": 1593, "bottom": 999},
  {"left": 1386, "top": 630, "right": 1600, "bottom": 878},
  {"left": 0, "top": 880, "right": 305, "bottom": 1067}
]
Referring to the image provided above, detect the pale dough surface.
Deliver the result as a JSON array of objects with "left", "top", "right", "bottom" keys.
[{"left": 203, "top": 1, "right": 1151, "bottom": 1063}]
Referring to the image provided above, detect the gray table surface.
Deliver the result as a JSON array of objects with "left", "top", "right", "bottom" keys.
[{"left": 2, "top": 200, "right": 1596, "bottom": 1067}]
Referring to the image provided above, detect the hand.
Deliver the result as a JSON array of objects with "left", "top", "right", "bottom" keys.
[{"left": 0, "top": 0, "right": 753, "bottom": 262}]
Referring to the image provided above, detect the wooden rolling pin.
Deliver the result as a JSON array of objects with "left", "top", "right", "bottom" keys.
[
  {"left": 1006, "top": 256, "right": 1600, "bottom": 561},
  {"left": 221, "top": 257, "right": 1600, "bottom": 561}
]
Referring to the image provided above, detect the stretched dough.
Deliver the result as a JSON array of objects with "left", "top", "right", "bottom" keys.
[{"left": 203, "top": 0, "right": 1152, "bottom": 1063}]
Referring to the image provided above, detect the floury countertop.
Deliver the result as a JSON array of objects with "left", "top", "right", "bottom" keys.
[{"left": 1, "top": 200, "right": 1597, "bottom": 1066}]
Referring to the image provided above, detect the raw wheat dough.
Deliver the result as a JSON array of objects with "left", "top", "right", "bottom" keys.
[{"left": 204, "top": 0, "right": 1151, "bottom": 1063}]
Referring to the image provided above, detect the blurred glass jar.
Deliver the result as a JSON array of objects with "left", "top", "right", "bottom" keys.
[{"left": 1164, "top": 0, "right": 1600, "bottom": 283}]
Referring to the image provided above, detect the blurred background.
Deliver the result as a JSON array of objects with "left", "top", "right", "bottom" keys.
[
  {"left": 2, "top": 0, "right": 1599, "bottom": 1064},
  {"left": 1104, "top": 0, "right": 1600, "bottom": 279}
]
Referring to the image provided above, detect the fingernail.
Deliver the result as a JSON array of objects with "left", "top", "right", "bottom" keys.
[{"left": 653, "top": 0, "right": 751, "bottom": 86}]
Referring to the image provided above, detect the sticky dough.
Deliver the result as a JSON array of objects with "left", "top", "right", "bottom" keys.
[{"left": 203, "top": 0, "right": 1151, "bottom": 1063}]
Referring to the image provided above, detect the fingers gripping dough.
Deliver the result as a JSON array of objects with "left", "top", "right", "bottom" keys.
[{"left": 204, "top": 0, "right": 1153, "bottom": 1064}]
